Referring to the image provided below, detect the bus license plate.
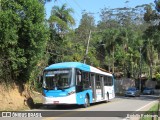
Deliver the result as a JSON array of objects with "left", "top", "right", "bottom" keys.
[{"left": 53, "top": 101, "right": 59, "bottom": 104}]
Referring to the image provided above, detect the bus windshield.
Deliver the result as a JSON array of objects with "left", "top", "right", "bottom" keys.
[{"left": 43, "top": 69, "right": 72, "bottom": 90}]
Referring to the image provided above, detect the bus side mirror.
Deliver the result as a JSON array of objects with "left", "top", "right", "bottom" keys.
[
  {"left": 76, "top": 70, "right": 82, "bottom": 85},
  {"left": 77, "top": 70, "right": 81, "bottom": 75}
]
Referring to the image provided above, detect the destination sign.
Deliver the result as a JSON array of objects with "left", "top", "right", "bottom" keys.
[{"left": 46, "top": 70, "right": 69, "bottom": 75}]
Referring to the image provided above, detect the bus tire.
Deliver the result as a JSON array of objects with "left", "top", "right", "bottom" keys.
[{"left": 83, "top": 95, "right": 90, "bottom": 108}]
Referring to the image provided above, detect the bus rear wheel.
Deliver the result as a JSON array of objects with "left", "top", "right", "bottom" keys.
[
  {"left": 105, "top": 93, "right": 109, "bottom": 103},
  {"left": 83, "top": 95, "right": 90, "bottom": 108}
]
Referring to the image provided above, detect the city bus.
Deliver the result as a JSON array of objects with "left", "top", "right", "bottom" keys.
[{"left": 42, "top": 62, "right": 115, "bottom": 107}]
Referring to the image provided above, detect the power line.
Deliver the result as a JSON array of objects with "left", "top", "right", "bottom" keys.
[
  {"left": 64, "top": 0, "right": 81, "bottom": 19},
  {"left": 73, "top": 0, "right": 84, "bottom": 12},
  {"left": 47, "top": 37, "right": 106, "bottom": 60}
]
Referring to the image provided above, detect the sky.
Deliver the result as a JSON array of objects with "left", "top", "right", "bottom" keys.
[{"left": 45, "top": 0, "right": 155, "bottom": 27}]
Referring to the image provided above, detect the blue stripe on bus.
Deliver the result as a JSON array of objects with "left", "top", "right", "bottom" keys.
[{"left": 45, "top": 62, "right": 91, "bottom": 72}]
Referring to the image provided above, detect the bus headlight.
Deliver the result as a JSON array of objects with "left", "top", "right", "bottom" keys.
[{"left": 68, "top": 91, "right": 75, "bottom": 95}]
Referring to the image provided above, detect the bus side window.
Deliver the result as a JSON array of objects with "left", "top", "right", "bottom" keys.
[
  {"left": 104, "top": 76, "right": 107, "bottom": 86},
  {"left": 96, "top": 75, "right": 101, "bottom": 89},
  {"left": 76, "top": 70, "right": 90, "bottom": 89},
  {"left": 76, "top": 70, "right": 82, "bottom": 86},
  {"left": 82, "top": 72, "right": 90, "bottom": 89},
  {"left": 104, "top": 76, "right": 113, "bottom": 86},
  {"left": 108, "top": 77, "right": 113, "bottom": 86}
]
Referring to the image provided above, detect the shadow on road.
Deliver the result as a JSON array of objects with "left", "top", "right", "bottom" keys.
[
  {"left": 32, "top": 95, "right": 159, "bottom": 110},
  {"left": 33, "top": 101, "right": 110, "bottom": 110},
  {"left": 33, "top": 103, "right": 84, "bottom": 110}
]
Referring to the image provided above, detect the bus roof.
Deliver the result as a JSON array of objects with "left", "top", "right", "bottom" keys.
[{"left": 45, "top": 62, "right": 112, "bottom": 76}]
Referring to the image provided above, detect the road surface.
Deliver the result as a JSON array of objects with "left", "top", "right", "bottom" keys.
[{"left": 1, "top": 95, "right": 159, "bottom": 120}]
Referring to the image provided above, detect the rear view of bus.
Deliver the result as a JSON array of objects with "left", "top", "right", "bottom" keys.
[{"left": 42, "top": 62, "right": 115, "bottom": 107}]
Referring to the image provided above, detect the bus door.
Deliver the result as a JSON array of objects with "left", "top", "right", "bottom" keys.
[
  {"left": 90, "top": 74, "right": 96, "bottom": 102},
  {"left": 96, "top": 75, "right": 103, "bottom": 101},
  {"left": 100, "top": 76, "right": 105, "bottom": 99}
]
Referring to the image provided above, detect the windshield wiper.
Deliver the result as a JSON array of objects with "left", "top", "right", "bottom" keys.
[{"left": 44, "top": 87, "right": 54, "bottom": 90}]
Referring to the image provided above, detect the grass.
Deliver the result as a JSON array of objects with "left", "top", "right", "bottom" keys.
[{"left": 140, "top": 102, "right": 159, "bottom": 120}]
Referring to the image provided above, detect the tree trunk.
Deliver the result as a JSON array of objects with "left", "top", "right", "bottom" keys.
[
  {"left": 150, "top": 62, "right": 153, "bottom": 80},
  {"left": 112, "top": 46, "right": 115, "bottom": 73}
]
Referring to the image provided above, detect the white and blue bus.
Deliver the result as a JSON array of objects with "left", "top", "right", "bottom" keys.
[{"left": 42, "top": 62, "right": 115, "bottom": 107}]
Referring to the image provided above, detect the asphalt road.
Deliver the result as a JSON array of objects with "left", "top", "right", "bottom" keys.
[{"left": 1, "top": 95, "right": 159, "bottom": 120}]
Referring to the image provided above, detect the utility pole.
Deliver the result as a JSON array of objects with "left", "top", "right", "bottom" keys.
[
  {"left": 84, "top": 30, "right": 91, "bottom": 64},
  {"left": 139, "top": 47, "right": 142, "bottom": 92}
]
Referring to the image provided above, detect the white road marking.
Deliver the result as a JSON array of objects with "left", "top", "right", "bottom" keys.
[
  {"left": 136, "top": 100, "right": 157, "bottom": 111},
  {"left": 123, "top": 100, "right": 158, "bottom": 120}
]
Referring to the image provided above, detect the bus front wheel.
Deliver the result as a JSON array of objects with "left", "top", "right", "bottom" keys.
[{"left": 83, "top": 95, "right": 90, "bottom": 108}]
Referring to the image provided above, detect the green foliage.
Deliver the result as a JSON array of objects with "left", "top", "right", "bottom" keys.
[
  {"left": 0, "top": 0, "right": 49, "bottom": 85},
  {"left": 0, "top": 0, "right": 25, "bottom": 83},
  {"left": 49, "top": 3, "right": 75, "bottom": 33},
  {"left": 155, "top": 73, "right": 160, "bottom": 81},
  {"left": 17, "top": 0, "right": 49, "bottom": 83},
  {"left": 140, "top": 103, "right": 159, "bottom": 120},
  {"left": 1, "top": 0, "right": 160, "bottom": 89},
  {"left": 47, "top": 4, "right": 77, "bottom": 64},
  {"left": 75, "top": 12, "right": 96, "bottom": 45}
]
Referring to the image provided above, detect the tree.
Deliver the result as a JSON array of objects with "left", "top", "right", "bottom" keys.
[
  {"left": 0, "top": 0, "right": 49, "bottom": 86},
  {"left": 143, "top": 2, "right": 160, "bottom": 80},
  {"left": 75, "top": 12, "right": 96, "bottom": 64},
  {"left": 102, "top": 28, "right": 120, "bottom": 73},
  {"left": 95, "top": 4, "right": 150, "bottom": 79},
  {"left": 0, "top": 1, "right": 21, "bottom": 84},
  {"left": 155, "top": 72, "right": 160, "bottom": 81},
  {"left": 75, "top": 12, "right": 96, "bottom": 44},
  {"left": 49, "top": 3, "right": 75, "bottom": 34},
  {"left": 47, "top": 4, "right": 75, "bottom": 64},
  {"left": 155, "top": 0, "right": 160, "bottom": 12}
]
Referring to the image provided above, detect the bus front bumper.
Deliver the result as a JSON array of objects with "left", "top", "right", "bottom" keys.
[{"left": 42, "top": 94, "right": 77, "bottom": 105}]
